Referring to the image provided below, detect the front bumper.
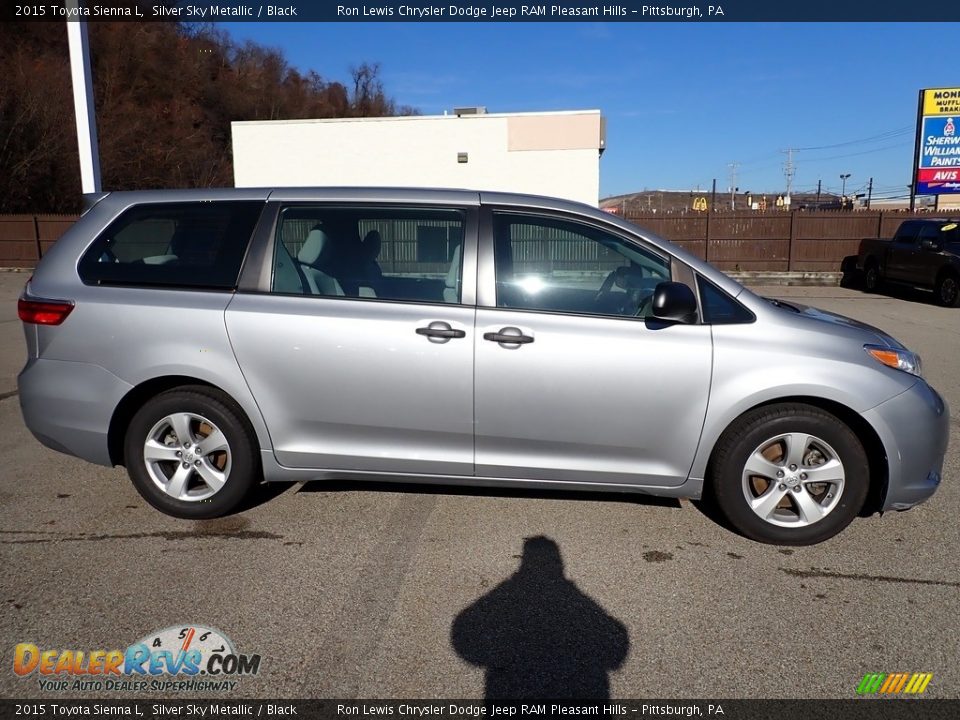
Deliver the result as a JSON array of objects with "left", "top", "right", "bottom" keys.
[
  {"left": 862, "top": 379, "right": 950, "bottom": 511},
  {"left": 18, "top": 357, "right": 132, "bottom": 467}
]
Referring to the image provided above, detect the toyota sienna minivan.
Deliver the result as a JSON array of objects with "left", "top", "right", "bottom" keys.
[{"left": 17, "top": 188, "right": 949, "bottom": 544}]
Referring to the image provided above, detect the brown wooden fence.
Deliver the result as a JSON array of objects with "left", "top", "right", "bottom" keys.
[
  {"left": 0, "top": 215, "right": 79, "bottom": 268},
  {"left": 623, "top": 210, "right": 944, "bottom": 272},
  {"left": 0, "top": 210, "right": 949, "bottom": 271}
]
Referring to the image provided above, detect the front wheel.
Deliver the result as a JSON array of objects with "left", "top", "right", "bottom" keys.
[
  {"left": 124, "top": 386, "right": 260, "bottom": 518},
  {"left": 934, "top": 271, "right": 960, "bottom": 307},
  {"left": 710, "top": 404, "right": 869, "bottom": 545}
]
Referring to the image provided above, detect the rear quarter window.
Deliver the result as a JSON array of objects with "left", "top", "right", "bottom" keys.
[{"left": 79, "top": 201, "right": 263, "bottom": 289}]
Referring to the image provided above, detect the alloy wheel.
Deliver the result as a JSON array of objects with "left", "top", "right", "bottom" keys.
[
  {"left": 941, "top": 276, "right": 958, "bottom": 306},
  {"left": 143, "top": 412, "right": 232, "bottom": 501},
  {"left": 741, "top": 432, "right": 845, "bottom": 528}
]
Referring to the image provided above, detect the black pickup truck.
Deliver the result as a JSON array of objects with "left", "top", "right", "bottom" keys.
[{"left": 856, "top": 218, "right": 960, "bottom": 306}]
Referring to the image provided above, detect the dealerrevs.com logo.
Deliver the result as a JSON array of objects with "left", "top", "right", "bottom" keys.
[{"left": 13, "top": 624, "right": 261, "bottom": 693}]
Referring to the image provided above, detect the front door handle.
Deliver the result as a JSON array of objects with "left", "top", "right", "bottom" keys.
[
  {"left": 483, "top": 327, "right": 534, "bottom": 345},
  {"left": 416, "top": 323, "right": 466, "bottom": 339}
]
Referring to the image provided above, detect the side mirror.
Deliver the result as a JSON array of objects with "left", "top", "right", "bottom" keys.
[
  {"left": 921, "top": 239, "right": 941, "bottom": 251},
  {"left": 651, "top": 282, "right": 698, "bottom": 324}
]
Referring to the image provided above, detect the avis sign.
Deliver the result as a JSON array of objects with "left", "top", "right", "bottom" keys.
[{"left": 916, "top": 88, "right": 960, "bottom": 195}]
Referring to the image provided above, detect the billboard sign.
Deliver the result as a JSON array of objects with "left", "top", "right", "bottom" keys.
[{"left": 916, "top": 88, "right": 960, "bottom": 195}]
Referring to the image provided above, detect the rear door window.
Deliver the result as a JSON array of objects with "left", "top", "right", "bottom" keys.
[
  {"left": 79, "top": 202, "right": 263, "bottom": 289},
  {"left": 893, "top": 222, "right": 919, "bottom": 245},
  {"left": 270, "top": 206, "right": 465, "bottom": 304}
]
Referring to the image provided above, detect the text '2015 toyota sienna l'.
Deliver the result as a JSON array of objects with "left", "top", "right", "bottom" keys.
[{"left": 17, "top": 188, "right": 949, "bottom": 544}]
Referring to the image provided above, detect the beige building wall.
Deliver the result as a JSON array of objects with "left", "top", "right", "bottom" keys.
[
  {"left": 231, "top": 111, "right": 603, "bottom": 206},
  {"left": 935, "top": 194, "right": 960, "bottom": 209}
]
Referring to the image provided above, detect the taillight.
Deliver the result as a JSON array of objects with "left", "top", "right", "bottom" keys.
[{"left": 18, "top": 298, "right": 75, "bottom": 325}]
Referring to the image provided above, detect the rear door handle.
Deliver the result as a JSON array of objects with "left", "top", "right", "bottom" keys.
[
  {"left": 416, "top": 323, "right": 466, "bottom": 339},
  {"left": 483, "top": 327, "right": 534, "bottom": 345}
]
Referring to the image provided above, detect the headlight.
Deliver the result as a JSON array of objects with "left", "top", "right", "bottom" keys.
[{"left": 864, "top": 344, "right": 923, "bottom": 377}]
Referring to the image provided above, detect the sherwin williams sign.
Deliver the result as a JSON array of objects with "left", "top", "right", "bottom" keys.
[{"left": 917, "top": 87, "right": 960, "bottom": 195}]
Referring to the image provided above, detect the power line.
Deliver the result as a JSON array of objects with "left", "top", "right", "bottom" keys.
[
  {"left": 802, "top": 141, "right": 912, "bottom": 163},
  {"left": 795, "top": 126, "right": 913, "bottom": 151}
]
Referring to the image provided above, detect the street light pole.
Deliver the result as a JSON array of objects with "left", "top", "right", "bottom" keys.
[
  {"left": 840, "top": 173, "right": 851, "bottom": 207},
  {"left": 66, "top": 0, "right": 102, "bottom": 194}
]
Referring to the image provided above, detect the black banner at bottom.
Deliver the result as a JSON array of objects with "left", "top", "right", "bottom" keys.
[{"left": 1, "top": 700, "right": 958, "bottom": 720}]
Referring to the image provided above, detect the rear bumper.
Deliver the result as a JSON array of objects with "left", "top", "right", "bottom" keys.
[
  {"left": 862, "top": 380, "right": 950, "bottom": 511},
  {"left": 18, "top": 358, "right": 131, "bottom": 467}
]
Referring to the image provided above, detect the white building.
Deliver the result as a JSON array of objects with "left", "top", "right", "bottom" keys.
[{"left": 231, "top": 109, "right": 605, "bottom": 206}]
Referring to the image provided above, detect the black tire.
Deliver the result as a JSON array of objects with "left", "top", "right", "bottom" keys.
[
  {"left": 710, "top": 403, "right": 869, "bottom": 545},
  {"left": 124, "top": 385, "right": 260, "bottom": 519},
  {"left": 934, "top": 270, "right": 960, "bottom": 307},
  {"left": 863, "top": 261, "right": 882, "bottom": 293},
  {"left": 838, "top": 255, "right": 861, "bottom": 289}
]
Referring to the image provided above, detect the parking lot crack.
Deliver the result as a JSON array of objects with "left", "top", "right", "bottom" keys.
[
  {"left": 0, "top": 528, "right": 283, "bottom": 544},
  {"left": 781, "top": 566, "right": 960, "bottom": 588}
]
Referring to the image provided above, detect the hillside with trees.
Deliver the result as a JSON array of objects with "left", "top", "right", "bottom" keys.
[{"left": 0, "top": 22, "right": 414, "bottom": 213}]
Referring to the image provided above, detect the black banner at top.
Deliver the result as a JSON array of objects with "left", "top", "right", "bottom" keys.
[
  {"left": 1, "top": 701, "right": 959, "bottom": 720},
  {"left": 4, "top": 0, "right": 960, "bottom": 22}
]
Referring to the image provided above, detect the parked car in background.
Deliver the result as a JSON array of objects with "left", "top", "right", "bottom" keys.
[
  {"left": 857, "top": 218, "right": 960, "bottom": 306},
  {"left": 17, "top": 189, "right": 950, "bottom": 545}
]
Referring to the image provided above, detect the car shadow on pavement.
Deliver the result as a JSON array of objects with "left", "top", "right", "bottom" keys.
[
  {"left": 296, "top": 478, "right": 682, "bottom": 508},
  {"left": 236, "top": 480, "right": 297, "bottom": 512},
  {"left": 866, "top": 285, "right": 941, "bottom": 306},
  {"left": 839, "top": 262, "right": 942, "bottom": 306},
  {"left": 450, "top": 535, "right": 630, "bottom": 700}
]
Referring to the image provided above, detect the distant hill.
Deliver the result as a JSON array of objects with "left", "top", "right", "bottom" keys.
[
  {"left": 601, "top": 189, "right": 845, "bottom": 213},
  {"left": 0, "top": 23, "right": 414, "bottom": 213}
]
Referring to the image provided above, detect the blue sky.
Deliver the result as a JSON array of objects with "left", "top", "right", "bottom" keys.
[{"left": 220, "top": 22, "right": 951, "bottom": 201}]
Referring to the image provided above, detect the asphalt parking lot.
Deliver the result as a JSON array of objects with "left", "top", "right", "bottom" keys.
[{"left": 1, "top": 271, "right": 958, "bottom": 700}]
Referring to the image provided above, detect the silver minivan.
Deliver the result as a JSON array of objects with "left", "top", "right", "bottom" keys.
[{"left": 17, "top": 188, "right": 949, "bottom": 544}]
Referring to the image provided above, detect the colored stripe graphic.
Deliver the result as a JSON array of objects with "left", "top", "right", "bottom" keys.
[
  {"left": 857, "top": 672, "right": 932, "bottom": 695},
  {"left": 904, "top": 673, "right": 933, "bottom": 694},
  {"left": 857, "top": 673, "right": 886, "bottom": 694}
]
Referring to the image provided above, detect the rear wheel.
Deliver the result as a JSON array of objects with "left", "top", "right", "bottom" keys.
[
  {"left": 863, "top": 261, "right": 882, "bottom": 293},
  {"left": 124, "top": 386, "right": 260, "bottom": 518},
  {"left": 710, "top": 403, "right": 869, "bottom": 545},
  {"left": 934, "top": 270, "right": 960, "bottom": 307}
]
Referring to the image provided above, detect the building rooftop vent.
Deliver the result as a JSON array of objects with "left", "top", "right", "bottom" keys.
[{"left": 453, "top": 106, "right": 487, "bottom": 116}]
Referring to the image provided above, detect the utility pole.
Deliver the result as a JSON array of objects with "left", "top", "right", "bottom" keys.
[
  {"left": 816, "top": 179, "right": 822, "bottom": 207},
  {"left": 782, "top": 149, "right": 796, "bottom": 205},
  {"left": 728, "top": 162, "right": 739, "bottom": 210},
  {"left": 866, "top": 177, "right": 873, "bottom": 209}
]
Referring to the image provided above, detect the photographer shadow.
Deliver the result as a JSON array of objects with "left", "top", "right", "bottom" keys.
[{"left": 451, "top": 536, "right": 629, "bottom": 700}]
